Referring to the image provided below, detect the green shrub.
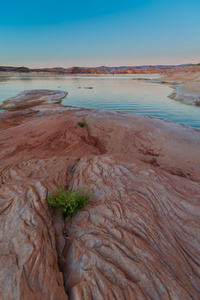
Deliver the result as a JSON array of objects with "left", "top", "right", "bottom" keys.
[
  {"left": 47, "top": 187, "right": 91, "bottom": 218},
  {"left": 77, "top": 121, "right": 86, "bottom": 127}
]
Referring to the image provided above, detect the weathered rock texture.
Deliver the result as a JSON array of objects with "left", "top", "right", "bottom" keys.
[
  {"left": 168, "top": 81, "right": 200, "bottom": 106},
  {"left": 63, "top": 155, "right": 200, "bottom": 299},
  {"left": 156, "top": 68, "right": 200, "bottom": 106},
  {"left": 0, "top": 90, "right": 200, "bottom": 299},
  {"left": 0, "top": 89, "right": 67, "bottom": 111}
]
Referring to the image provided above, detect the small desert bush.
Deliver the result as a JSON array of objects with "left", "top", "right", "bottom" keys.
[
  {"left": 47, "top": 187, "right": 91, "bottom": 218},
  {"left": 77, "top": 121, "right": 86, "bottom": 127}
]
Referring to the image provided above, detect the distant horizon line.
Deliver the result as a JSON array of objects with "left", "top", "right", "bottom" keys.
[{"left": 1, "top": 62, "right": 199, "bottom": 70}]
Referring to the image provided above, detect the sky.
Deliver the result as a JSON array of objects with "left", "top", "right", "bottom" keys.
[{"left": 0, "top": 0, "right": 200, "bottom": 68}]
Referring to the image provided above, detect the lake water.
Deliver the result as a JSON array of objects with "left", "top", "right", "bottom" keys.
[{"left": 0, "top": 76, "right": 200, "bottom": 130}]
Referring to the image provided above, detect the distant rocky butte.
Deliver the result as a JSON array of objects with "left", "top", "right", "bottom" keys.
[
  {"left": 1, "top": 63, "right": 200, "bottom": 75},
  {"left": 0, "top": 90, "right": 200, "bottom": 299},
  {"left": 114, "top": 66, "right": 160, "bottom": 74}
]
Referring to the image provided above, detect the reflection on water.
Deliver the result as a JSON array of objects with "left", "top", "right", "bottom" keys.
[{"left": 0, "top": 76, "right": 199, "bottom": 130}]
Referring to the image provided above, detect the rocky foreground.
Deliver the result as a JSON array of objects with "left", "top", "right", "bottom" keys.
[{"left": 0, "top": 90, "right": 200, "bottom": 299}]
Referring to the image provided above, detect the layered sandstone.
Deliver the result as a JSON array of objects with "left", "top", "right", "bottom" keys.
[{"left": 0, "top": 90, "right": 200, "bottom": 299}]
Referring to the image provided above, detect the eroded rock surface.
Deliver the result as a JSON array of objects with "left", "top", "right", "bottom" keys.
[
  {"left": 0, "top": 89, "right": 67, "bottom": 111},
  {"left": 156, "top": 70, "right": 200, "bottom": 106},
  {"left": 0, "top": 158, "right": 69, "bottom": 300},
  {"left": 168, "top": 81, "right": 200, "bottom": 106},
  {"left": 0, "top": 90, "right": 200, "bottom": 299},
  {"left": 62, "top": 155, "right": 200, "bottom": 299}
]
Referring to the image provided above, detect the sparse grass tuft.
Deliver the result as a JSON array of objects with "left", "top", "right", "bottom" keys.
[
  {"left": 77, "top": 121, "right": 86, "bottom": 127},
  {"left": 47, "top": 187, "right": 92, "bottom": 218}
]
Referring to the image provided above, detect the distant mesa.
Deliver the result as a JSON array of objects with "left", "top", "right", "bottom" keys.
[
  {"left": 65, "top": 67, "right": 82, "bottom": 74},
  {"left": 13, "top": 67, "right": 31, "bottom": 72},
  {"left": 0, "top": 66, "right": 31, "bottom": 72},
  {"left": 64, "top": 66, "right": 111, "bottom": 74},
  {"left": 114, "top": 66, "right": 160, "bottom": 74},
  {"left": 1, "top": 63, "right": 200, "bottom": 75},
  {"left": 115, "top": 67, "right": 144, "bottom": 74}
]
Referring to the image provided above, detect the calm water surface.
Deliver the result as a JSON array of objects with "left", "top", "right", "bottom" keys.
[{"left": 0, "top": 76, "right": 199, "bottom": 130}]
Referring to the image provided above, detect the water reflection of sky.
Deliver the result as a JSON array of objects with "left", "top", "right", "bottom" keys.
[{"left": 0, "top": 76, "right": 199, "bottom": 130}]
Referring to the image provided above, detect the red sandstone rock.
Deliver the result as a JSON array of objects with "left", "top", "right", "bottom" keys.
[
  {"left": 0, "top": 90, "right": 200, "bottom": 299},
  {"left": 0, "top": 89, "right": 67, "bottom": 111},
  {"left": 62, "top": 154, "right": 200, "bottom": 299}
]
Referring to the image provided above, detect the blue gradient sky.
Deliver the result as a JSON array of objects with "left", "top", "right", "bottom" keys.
[{"left": 1, "top": 0, "right": 200, "bottom": 67}]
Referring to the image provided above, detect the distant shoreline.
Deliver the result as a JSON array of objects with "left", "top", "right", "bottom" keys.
[
  {"left": 1, "top": 71, "right": 200, "bottom": 107},
  {"left": 0, "top": 71, "right": 161, "bottom": 78}
]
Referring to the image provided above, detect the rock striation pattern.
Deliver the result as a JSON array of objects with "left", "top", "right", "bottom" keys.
[
  {"left": 0, "top": 90, "right": 200, "bottom": 299},
  {"left": 0, "top": 158, "right": 69, "bottom": 300},
  {"left": 62, "top": 155, "right": 200, "bottom": 299}
]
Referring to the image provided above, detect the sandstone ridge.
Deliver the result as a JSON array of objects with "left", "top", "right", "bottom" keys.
[{"left": 0, "top": 90, "right": 200, "bottom": 299}]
